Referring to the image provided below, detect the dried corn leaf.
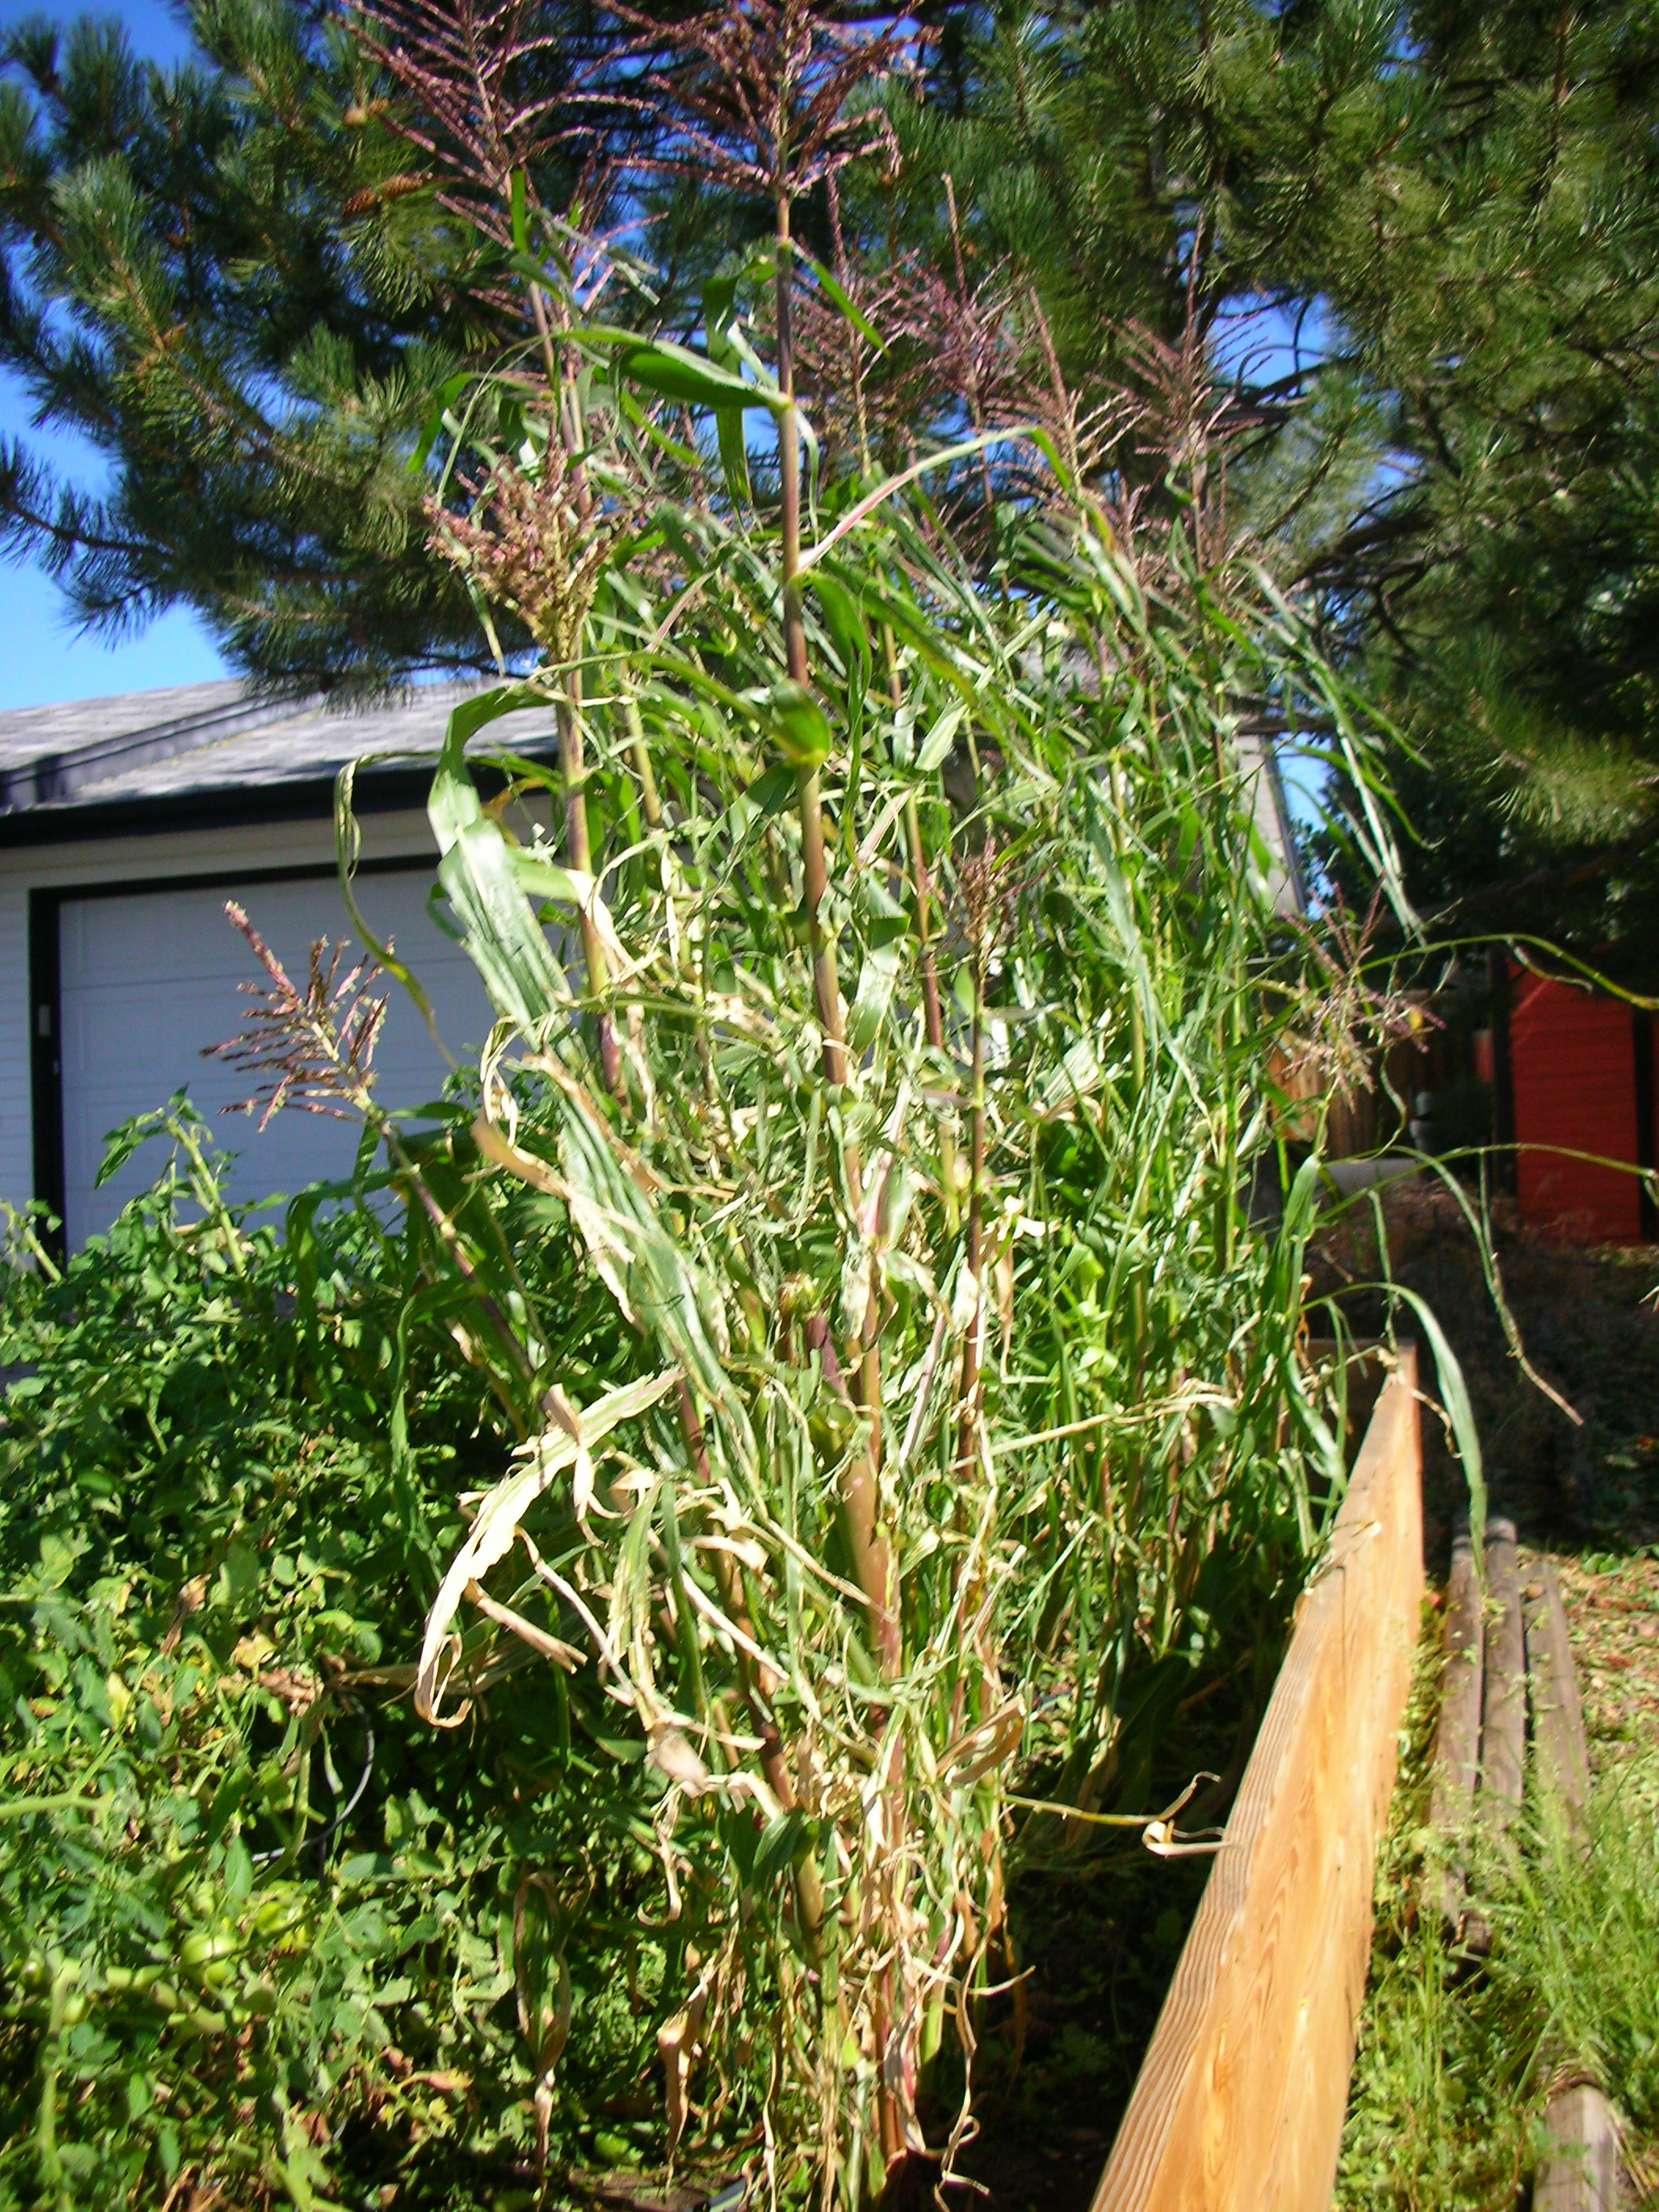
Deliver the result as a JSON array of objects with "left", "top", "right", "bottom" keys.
[{"left": 416, "top": 1368, "right": 681, "bottom": 1723}]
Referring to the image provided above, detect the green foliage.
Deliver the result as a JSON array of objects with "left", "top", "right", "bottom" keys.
[
  {"left": 899, "top": 1, "right": 1659, "bottom": 961},
  {"left": 8, "top": 0, "right": 1658, "bottom": 958},
  {"left": 0, "top": 9, "right": 1469, "bottom": 2201},
  {"left": 0, "top": 0, "right": 537, "bottom": 692},
  {"left": 368, "top": 611, "right": 1353, "bottom": 2197},
  {"left": 1302, "top": 0, "right": 1659, "bottom": 969},
  {"left": 1339, "top": 1709, "right": 1659, "bottom": 2210},
  {"left": 899, "top": 0, "right": 1412, "bottom": 380},
  {"left": 0, "top": 1122, "right": 742, "bottom": 2210},
  {"left": 325, "top": 92, "right": 1421, "bottom": 2176}
]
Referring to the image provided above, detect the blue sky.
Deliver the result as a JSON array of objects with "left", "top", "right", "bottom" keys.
[{"left": 0, "top": 0, "right": 229, "bottom": 711}]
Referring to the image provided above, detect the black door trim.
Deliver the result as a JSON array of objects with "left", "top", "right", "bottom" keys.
[
  {"left": 28, "top": 887, "right": 65, "bottom": 1259},
  {"left": 1636, "top": 1007, "right": 1657, "bottom": 1243}
]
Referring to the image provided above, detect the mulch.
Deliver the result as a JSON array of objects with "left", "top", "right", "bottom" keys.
[{"left": 1553, "top": 1540, "right": 1659, "bottom": 1791}]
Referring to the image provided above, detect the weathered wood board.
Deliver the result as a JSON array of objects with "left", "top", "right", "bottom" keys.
[
  {"left": 1463, "top": 1514, "right": 1525, "bottom": 1959},
  {"left": 1481, "top": 1518, "right": 1526, "bottom": 1823},
  {"left": 1525, "top": 1562, "right": 1591, "bottom": 1828},
  {"left": 1426, "top": 1522, "right": 1483, "bottom": 1938},
  {"left": 1535, "top": 2082, "right": 1622, "bottom": 2212},
  {"left": 1091, "top": 1347, "right": 1424, "bottom": 2212}
]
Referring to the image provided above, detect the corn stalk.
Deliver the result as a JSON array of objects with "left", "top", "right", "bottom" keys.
[{"left": 312, "top": 23, "right": 1416, "bottom": 2197}]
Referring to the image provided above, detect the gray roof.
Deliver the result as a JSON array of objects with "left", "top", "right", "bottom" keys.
[
  {"left": 0, "top": 678, "right": 558, "bottom": 823},
  {"left": 0, "top": 675, "right": 1306, "bottom": 909}
]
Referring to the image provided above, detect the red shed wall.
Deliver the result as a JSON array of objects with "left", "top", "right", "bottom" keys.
[{"left": 1510, "top": 972, "right": 1642, "bottom": 1241}]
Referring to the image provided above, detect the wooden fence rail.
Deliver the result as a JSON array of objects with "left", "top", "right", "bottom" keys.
[{"left": 1092, "top": 1346, "right": 1423, "bottom": 2212}]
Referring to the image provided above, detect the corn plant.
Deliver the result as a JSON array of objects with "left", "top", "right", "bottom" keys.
[
  {"left": 348, "top": 526, "right": 1396, "bottom": 2205},
  {"left": 183, "top": 3, "right": 1421, "bottom": 2199}
]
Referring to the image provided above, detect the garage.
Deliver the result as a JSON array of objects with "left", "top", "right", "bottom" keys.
[{"left": 0, "top": 676, "right": 558, "bottom": 1251}]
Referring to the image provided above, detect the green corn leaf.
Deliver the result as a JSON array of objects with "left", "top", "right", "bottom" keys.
[
  {"left": 847, "top": 942, "right": 903, "bottom": 1053},
  {"left": 511, "top": 854, "right": 588, "bottom": 908},
  {"left": 703, "top": 244, "right": 774, "bottom": 363},
  {"left": 561, "top": 324, "right": 783, "bottom": 414},
  {"left": 554, "top": 1093, "right": 731, "bottom": 1410},
  {"left": 1381, "top": 1284, "right": 1487, "bottom": 1547},
  {"left": 801, "top": 255, "right": 886, "bottom": 350},
  {"left": 418, "top": 684, "right": 573, "bottom": 1032},
  {"left": 745, "top": 764, "right": 797, "bottom": 817},
  {"left": 336, "top": 757, "right": 446, "bottom": 1046},
  {"left": 437, "top": 820, "right": 569, "bottom": 1037},
  {"left": 618, "top": 340, "right": 778, "bottom": 413},
  {"left": 808, "top": 571, "right": 869, "bottom": 691},
  {"left": 915, "top": 703, "right": 965, "bottom": 774},
  {"left": 408, "top": 372, "right": 471, "bottom": 477},
  {"left": 716, "top": 405, "right": 753, "bottom": 505},
  {"left": 617, "top": 386, "right": 703, "bottom": 467},
  {"left": 753, "top": 1808, "right": 811, "bottom": 1887}
]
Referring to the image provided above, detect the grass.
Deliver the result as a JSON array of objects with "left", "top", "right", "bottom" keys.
[
  {"left": 1338, "top": 1713, "right": 1659, "bottom": 2211},
  {"left": 1333, "top": 1212, "right": 1659, "bottom": 2212}
]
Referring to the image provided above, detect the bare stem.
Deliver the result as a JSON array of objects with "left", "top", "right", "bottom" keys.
[
  {"left": 958, "top": 938, "right": 987, "bottom": 1481},
  {"left": 619, "top": 678, "right": 663, "bottom": 831},
  {"left": 804, "top": 1317, "right": 899, "bottom": 1675},
  {"left": 556, "top": 684, "right": 624, "bottom": 1101},
  {"left": 794, "top": 766, "right": 850, "bottom": 1098}
]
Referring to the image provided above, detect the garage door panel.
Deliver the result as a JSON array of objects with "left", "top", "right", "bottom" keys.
[{"left": 58, "top": 869, "right": 506, "bottom": 1247}]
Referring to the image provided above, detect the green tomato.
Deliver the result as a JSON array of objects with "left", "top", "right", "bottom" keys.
[
  {"left": 252, "top": 1889, "right": 307, "bottom": 1939},
  {"left": 180, "top": 1930, "right": 244, "bottom": 1990},
  {"left": 765, "top": 680, "right": 832, "bottom": 770}
]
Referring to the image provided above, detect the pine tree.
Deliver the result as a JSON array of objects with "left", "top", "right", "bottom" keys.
[
  {"left": 0, "top": 0, "right": 625, "bottom": 694},
  {"left": 1307, "top": 0, "right": 1659, "bottom": 973},
  {"left": 905, "top": 0, "right": 1659, "bottom": 970},
  {"left": 6, "top": 0, "right": 1658, "bottom": 974}
]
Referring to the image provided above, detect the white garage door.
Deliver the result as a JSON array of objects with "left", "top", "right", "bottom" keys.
[{"left": 57, "top": 867, "right": 502, "bottom": 1247}]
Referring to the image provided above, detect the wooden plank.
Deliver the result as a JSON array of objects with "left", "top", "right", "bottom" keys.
[
  {"left": 1427, "top": 1522, "right": 1484, "bottom": 1938},
  {"left": 1525, "top": 1562, "right": 1591, "bottom": 1829},
  {"left": 1480, "top": 1518, "right": 1526, "bottom": 1823},
  {"left": 1091, "top": 1348, "right": 1423, "bottom": 2212},
  {"left": 1523, "top": 1585, "right": 1612, "bottom": 2208},
  {"left": 1462, "top": 1516, "right": 1525, "bottom": 1960},
  {"left": 1535, "top": 2082, "right": 1622, "bottom": 2212}
]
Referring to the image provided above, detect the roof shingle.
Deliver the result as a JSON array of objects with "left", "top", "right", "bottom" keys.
[{"left": 0, "top": 679, "right": 558, "bottom": 820}]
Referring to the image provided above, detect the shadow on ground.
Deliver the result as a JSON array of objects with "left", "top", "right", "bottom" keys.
[
  {"left": 965, "top": 1188, "right": 1659, "bottom": 2212},
  {"left": 1319, "top": 1189, "right": 1659, "bottom": 1774}
]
